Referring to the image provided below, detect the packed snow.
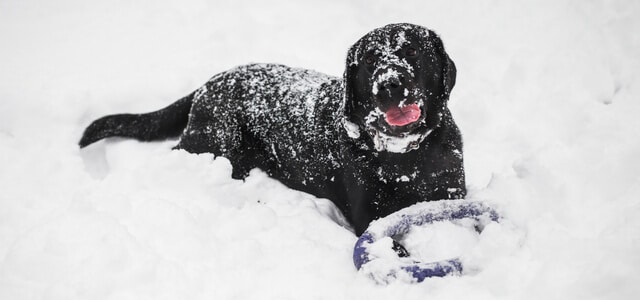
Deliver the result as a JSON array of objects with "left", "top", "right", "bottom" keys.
[{"left": 1, "top": 0, "right": 639, "bottom": 299}]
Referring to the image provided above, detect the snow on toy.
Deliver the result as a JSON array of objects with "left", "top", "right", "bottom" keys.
[{"left": 353, "top": 199, "right": 500, "bottom": 283}]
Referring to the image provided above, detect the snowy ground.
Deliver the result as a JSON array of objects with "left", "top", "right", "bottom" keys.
[{"left": 1, "top": 0, "right": 639, "bottom": 299}]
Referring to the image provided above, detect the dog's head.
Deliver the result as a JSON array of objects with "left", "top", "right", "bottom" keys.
[{"left": 343, "top": 23, "right": 456, "bottom": 153}]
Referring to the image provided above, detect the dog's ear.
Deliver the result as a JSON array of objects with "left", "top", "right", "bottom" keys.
[
  {"left": 342, "top": 42, "right": 360, "bottom": 122},
  {"left": 428, "top": 31, "right": 456, "bottom": 97},
  {"left": 443, "top": 52, "right": 456, "bottom": 96},
  {"left": 444, "top": 52, "right": 456, "bottom": 96}
]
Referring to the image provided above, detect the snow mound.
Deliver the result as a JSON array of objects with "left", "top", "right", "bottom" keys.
[{"left": 1, "top": 0, "right": 640, "bottom": 299}]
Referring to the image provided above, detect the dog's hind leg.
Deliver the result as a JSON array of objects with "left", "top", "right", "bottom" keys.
[{"left": 79, "top": 92, "right": 194, "bottom": 148}]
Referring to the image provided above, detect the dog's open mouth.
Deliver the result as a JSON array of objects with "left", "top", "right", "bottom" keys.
[
  {"left": 365, "top": 100, "right": 427, "bottom": 138},
  {"left": 362, "top": 100, "right": 431, "bottom": 152},
  {"left": 384, "top": 103, "right": 421, "bottom": 127}
]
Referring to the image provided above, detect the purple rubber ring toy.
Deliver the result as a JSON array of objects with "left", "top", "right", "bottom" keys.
[{"left": 353, "top": 200, "right": 500, "bottom": 283}]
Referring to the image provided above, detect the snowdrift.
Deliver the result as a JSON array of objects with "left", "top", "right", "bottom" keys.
[{"left": 1, "top": 0, "right": 639, "bottom": 299}]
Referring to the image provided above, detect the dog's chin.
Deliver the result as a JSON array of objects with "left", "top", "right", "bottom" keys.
[{"left": 366, "top": 114, "right": 430, "bottom": 153}]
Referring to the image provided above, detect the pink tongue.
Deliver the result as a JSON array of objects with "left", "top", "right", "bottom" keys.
[{"left": 385, "top": 104, "right": 421, "bottom": 126}]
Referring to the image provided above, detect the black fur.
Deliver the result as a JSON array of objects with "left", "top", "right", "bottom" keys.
[
  {"left": 79, "top": 23, "right": 466, "bottom": 236},
  {"left": 79, "top": 93, "right": 194, "bottom": 148}
]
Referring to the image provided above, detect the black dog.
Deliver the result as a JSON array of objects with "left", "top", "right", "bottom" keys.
[{"left": 79, "top": 23, "right": 466, "bottom": 236}]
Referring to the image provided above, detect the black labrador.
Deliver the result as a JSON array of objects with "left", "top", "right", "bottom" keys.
[{"left": 79, "top": 23, "right": 466, "bottom": 236}]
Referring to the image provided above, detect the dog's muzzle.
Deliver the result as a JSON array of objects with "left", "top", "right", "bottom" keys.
[{"left": 372, "top": 67, "right": 415, "bottom": 109}]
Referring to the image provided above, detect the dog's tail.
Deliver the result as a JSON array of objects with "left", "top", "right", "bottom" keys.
[{"left": 78, "top": 92, "right": 194, "bottom": 148}]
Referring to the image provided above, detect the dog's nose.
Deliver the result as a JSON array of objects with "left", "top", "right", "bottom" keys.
[
  {"left": 373, "top": 66, "right": 411, "bottom": 98},
  {"left": 374, "top": 68, "right": 409, "bottom": 102},
  {"left": 378, "top": 74, "right": 404, "bottom": 92}
]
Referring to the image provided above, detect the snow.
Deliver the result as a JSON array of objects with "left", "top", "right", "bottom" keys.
[
  {"left": 402, "top": 220, "right": 480, "bottom": 263},
  {"left": 1, "top": 0, "right": 639, "bottom": 299},
  {"left": 343, "top": 120, "right": 361, "bottom": 139},
  {"left": 370, "top": 128, "right": 431, "bottom": 153}
]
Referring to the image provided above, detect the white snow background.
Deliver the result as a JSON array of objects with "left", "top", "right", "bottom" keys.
[{"left": 1, "top": 0, "right": 639, "bottom": 299}]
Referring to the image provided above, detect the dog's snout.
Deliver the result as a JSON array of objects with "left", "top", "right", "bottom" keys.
[{"left": 374, "top": 68, "right": 411, "bottom": 100}]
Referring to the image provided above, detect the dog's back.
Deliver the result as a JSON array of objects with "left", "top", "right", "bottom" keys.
[{"left": 178, "top": 64, "right": 348, "bottom": 201}]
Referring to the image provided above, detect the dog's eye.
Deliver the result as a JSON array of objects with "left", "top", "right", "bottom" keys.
[
  {"left": 406, "top": 47, "right": 417, "bottom": 57},
  {"left": 365, "top": 56, "right": 375, "bottom": 65}
]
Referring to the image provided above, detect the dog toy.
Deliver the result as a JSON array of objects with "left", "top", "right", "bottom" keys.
[{"left": 353, "top": 199, "right": 500, "bottom": 283}]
